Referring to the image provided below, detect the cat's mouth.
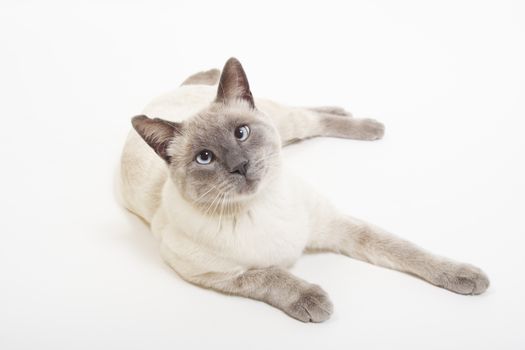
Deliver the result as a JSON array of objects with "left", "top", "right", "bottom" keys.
[
  {"left": 231, "top": 174, "right": 261, "bottom": 195},
  {"left": 231, "top": 157, "right": 278, "bottom": 196}
]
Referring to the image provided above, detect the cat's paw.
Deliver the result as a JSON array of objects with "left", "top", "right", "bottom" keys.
[
  {"left": 435, "top": 263, "right": 490, "bottom": 295},
  {"left": 286, "top": 284, "right": 333, "bottom": 323},
  {"left": 357, "top": 118, "right": 385, "bottom": 140}
]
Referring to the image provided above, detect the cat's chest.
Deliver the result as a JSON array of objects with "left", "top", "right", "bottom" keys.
[
  {"left": 179, "top": 192, "right": 310, "bottom": 269},
  {"left": 225, "top": 205, "right": 309, "bottom": 266}
]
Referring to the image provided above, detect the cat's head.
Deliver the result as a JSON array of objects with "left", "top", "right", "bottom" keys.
[{"left": 132, "top": 58, "right": 282, "bottom": 212}]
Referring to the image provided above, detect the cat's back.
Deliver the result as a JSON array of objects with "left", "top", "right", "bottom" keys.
[{"left": 120, "top": 85, "right": 216, "bottom": 222}]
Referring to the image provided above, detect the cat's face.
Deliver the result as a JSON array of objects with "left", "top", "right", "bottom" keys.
[
  {"left": 169, "top": 101, "right": 281, "bottom": 207},
  {"left": 132, "top": 58, "right": 282, "bottom": 212}
]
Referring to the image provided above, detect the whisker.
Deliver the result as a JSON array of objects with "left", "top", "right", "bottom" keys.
[
  {"left": 203, "top": 189, "right": 223, "bottom": 216},
  {"left": 192, "top": 184, "right": 217, "bottom": 204}
]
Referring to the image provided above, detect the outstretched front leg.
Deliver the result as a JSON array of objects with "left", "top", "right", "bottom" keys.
[
  {"left": 161, "top": 245, "right": 333, "bottom": 323},
  {"left": 262, "top": 102, "right": 385, "bottom": 145},
  {"left": 306, "top": 204, "right": 490, "bottom": 295}
]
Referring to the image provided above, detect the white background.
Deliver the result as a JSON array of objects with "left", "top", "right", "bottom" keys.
[{"left": 1, "top": 1, "right": 524, "bottom": 349}]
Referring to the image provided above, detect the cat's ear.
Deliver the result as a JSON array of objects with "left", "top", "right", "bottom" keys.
[
  {"left": 215, "top": 57, "right": 255, "bottom": 109},
  {"left": 131, "top": 115, "right": 181, "bottom": 163}
]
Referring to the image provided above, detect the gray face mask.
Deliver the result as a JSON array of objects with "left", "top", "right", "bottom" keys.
[{"left": 132, "top": 58, "right": 282, "bottom": 212}]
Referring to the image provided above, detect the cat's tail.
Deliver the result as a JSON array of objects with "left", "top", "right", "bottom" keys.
[{"left": 180, "top": 68, "right": 220, "bottom": 86}]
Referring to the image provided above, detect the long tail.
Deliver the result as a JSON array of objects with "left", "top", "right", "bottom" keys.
[{"left": 181, "top": 68, "right": 221, "bottom": 86}]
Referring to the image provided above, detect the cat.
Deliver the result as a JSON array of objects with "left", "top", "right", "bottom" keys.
[{"left": 119, "top": 57, "right": 489, "bottom": 322}]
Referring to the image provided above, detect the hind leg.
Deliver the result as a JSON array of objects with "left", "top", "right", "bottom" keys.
[
  {"left": 316, "top": 112, "right": 384, "bottom": 141},
  {"left": 264, "top": 104, "right": 384, "bottom": 145}
]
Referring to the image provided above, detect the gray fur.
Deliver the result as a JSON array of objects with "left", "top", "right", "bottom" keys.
[
  {"left": 265, "top": 104, "right": 384, "bottom": 146},
  {"left": 166, "top": 103, "right": 281, "bottom": 212},
  {"left": 131, "top": 115, "right": 181, "bottom": 162},
  {"left": 216, "top": 58, "right": 255, "bottom": 108},
  {"left": 307, "top": 215, "right": 489, "bottom": 295},
  {"left": 180, "top": 267, "right": 333, "bottom": 322},
  {"left": 319, "top": 115, "right": 385, "bottom": 141}
]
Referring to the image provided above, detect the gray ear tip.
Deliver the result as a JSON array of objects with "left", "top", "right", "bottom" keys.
[
  {"left": 225, "top": 57, "right": 242, "bottom": 67},
  {"left": 131, "top": 114, "right": 148, "bottom": 128}
]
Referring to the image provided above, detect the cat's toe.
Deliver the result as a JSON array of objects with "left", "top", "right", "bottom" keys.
[
  {"left": 359, "top": 118, "right": 385, "bottom": 140},
  {"left": 287, "top": 285, "right": 333, "bottom": 323},
  {"left": 437, "top": 263, "right": 490, "bottom": 295}
]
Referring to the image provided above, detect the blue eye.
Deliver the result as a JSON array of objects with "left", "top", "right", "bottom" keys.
[
  {"left": 235, "top": 125, "right": 250, "bottom": 141},
  {"left": 196, "top": 150, "right": 213, "bottom": 164}
]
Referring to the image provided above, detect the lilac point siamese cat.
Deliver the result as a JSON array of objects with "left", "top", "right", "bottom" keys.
[{"left": 119, "top": 58, "right": 489, "bottom": 322}]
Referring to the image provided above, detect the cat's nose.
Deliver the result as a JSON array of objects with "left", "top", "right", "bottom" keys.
[{"left": 230, "top": 160, "right": 249, "bottom": 176}]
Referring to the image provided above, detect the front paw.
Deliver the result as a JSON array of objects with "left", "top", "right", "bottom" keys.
[
  {"left": 285, "top": 284, "right": 333, "bottom": 323},
  {"left": 358, "top": 118, "right": 385, "bottom": 140},
  {"left": 435, "top": 263, "right": 490, "bottom": 295}
]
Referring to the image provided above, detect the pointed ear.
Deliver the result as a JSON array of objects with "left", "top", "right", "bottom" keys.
[
  {"left": 131, "top": 115, "right": 181, "bottom": 163},
  {"left": 215, "top": 57, "right": 255, "bottom": 108}
]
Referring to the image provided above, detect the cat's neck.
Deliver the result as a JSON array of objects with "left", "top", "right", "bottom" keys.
[{"left": 162, "top": 170, "right": 286, "bottom": 222}]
